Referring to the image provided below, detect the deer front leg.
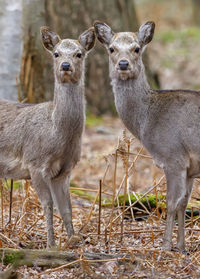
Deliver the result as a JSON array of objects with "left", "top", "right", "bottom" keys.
[
  {"left": 49, "top": 175, "right": 74, "bottom": 238},
  {"left": 163, "top": 169, "right": 187, "bottom": 251},
  {"left": 31, "top": 172, "right": 55, "bottom": 248},
  {"left": 177, "top": 178, "right": 194, "bottom": 251}
]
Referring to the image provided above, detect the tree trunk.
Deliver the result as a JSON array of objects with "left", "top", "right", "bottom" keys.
[
  {"left": 0, "top": 0, "right": 22, "bottom": 101},
  {"left": 20, "top": 0, "right": 47, "bottom": 103},
  {"left": 192, "top": 0, "right": 200, "bottom": 25}
]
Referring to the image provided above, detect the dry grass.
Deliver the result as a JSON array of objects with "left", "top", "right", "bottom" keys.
[{"left": 0, "top": 120, "right": 199, "bottom": 278}]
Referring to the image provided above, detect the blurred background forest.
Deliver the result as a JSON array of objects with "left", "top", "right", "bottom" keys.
[{"left": 1, "top": 0, "right": 200, "bottom": 115}]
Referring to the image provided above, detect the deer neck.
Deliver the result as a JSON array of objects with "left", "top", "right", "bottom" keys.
[
  {"left": 52, "top": 80, "right": 85, "bottom": 136},
  {"left": 111, "top": 65, "right": 151, "bottom": 140}
]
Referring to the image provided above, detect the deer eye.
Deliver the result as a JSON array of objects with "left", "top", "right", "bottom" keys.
[
  {"left": 109, "top": 47, "right": 114, "bottom": 53},
  {"left": 135, "top": 47, "right": 140, "bottom": 54},
  {"left": 76, "top": 53, "right": 82, "bottom": 58},
  {"left": 54, "top": 52, "right": 59, "bottom": 58}
]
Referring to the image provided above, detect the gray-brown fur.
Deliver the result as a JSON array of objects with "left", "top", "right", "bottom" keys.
[
  {"left": 0, "top": 26, "right": 95, "bottom": 247},
  {"left": 94, "top": 20, "right": 200, "bottom": 252}
]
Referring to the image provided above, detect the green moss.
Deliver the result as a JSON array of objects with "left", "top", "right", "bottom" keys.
[
  {"left": 70, "top": 186, "right": 96, "bottom": 202},
  {"left": 3, "top": 251, "right": 24, "bottom": 265},
  {"left": 70, "top": 183, "right": 110, "bottom": 204},
  {"left": 86, "top": 111, "right": 103, "bottom": 127},
  {"left": 116, "top": 193, "right": 166, "bottom": 211},
  {"left": 187, "top": 201, "right": 200, "bottom": 209},
  {"left": 2, "top": 180, "right": 22, "bottom": 190},
  {"left": 69, "top": 184, "right": 168, "bottom": 211},
  {"left": 13, "top": 181, "right": 22, "bottom": 190}
]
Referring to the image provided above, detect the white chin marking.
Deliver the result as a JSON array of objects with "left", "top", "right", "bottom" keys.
[
  {"left": 121, "top": 75, "right": 128, "bottom": 81},
  {"left": 119, "top": 73, "right": 129, "bottom": 80},
  {"left": 118, "top": 71, "right": 139, "bottom": 80},
  {"left": 61, "top": 71, "right": 72, "bottom": 76}
]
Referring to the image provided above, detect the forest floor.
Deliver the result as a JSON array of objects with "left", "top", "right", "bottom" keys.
[{"left": 0, "top": 117, "right": 200, "bottom": 279}]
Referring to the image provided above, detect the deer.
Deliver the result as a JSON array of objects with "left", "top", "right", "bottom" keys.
[
  {"left": 0, "top": 26, "right": 95, "bottom": 248},
  {"left": 94, "top": 20, "right": 200, "bottom": 252}
]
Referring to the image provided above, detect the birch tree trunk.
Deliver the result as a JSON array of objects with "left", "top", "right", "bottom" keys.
[{"left": 0, "top": 0, "right": 22, "bottom": 101}]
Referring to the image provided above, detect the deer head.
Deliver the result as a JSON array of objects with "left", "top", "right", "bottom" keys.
[
  {"left": 94, "top": 21, "right": 155, "bottom": 80},
  {"left": 41, "top": 27, "right": 96, "bottom": 84}
]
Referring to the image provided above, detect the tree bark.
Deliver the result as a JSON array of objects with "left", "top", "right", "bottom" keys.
[
  {"left": 192, "top": 0, "right": 200, "bottom": 25},
  {"left": 0, "top": 0, "right": 22, "bottom": 101},
  {"left": 20, "top": 0, "right": 47, "bottom": 103}
]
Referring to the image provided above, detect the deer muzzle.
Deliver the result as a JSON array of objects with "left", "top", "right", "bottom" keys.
[
  {"left": 118, "top": 60, "right": 129, "bottom": 71},
  {"left": 61, "top": 62, "right": 71, "bottom": 71}
]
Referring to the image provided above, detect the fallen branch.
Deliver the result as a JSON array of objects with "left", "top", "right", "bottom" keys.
[{"left": 0, "top": 248, "right": 129, "bottom": 268}]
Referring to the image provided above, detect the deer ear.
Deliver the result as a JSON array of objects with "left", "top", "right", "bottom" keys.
[
  {"left": 40, "top": 26, "right": 61, "bottom": 52},
  {"left": 138, "top": 21, "right": 155, "bottom": 48},
  {"left": 94, "top": 21, "right": 114, "bottom": 46},
  {"left": 78, "top": 27, "right": 96, "bottom": 51}
]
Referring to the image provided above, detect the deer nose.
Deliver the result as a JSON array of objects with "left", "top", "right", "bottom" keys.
[
  {"left": 119, "top": 60, "right": 129, "bottom": 71},
  {"left": 62, "top": 62, "right": 70, "bottom": 71}
]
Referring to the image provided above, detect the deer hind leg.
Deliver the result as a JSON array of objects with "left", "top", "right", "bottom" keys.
[
  {"left": 31, "top": 172, "right": 55, "bottom": 248},
  {"left": 49, "top": 175, "right": 74, "bottom": 238},
  {"left": 177, "top": 178, "right": 194, "bottom": 251},
  {"left": 163, "top": 169, "right": 187, "bottom": 251}
]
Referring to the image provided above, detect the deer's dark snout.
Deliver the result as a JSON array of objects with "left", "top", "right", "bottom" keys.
[
  {"left": 119, "top": 60, "right": 129, "bottom": 71},
  {"left": 62, "top": 62, "right": 71, "bottom": 71}
]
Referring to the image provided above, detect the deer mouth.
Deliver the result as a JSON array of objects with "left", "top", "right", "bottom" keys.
[
  {"left": 117, "top": 68, "right": 139, "bottom": 80},
  {"left": 117, "top": 69, "right": 130, "bottom": 73},
  {"left": 61, "top": 69, "right": 73, "bottom": 75},
  {"left": 117, "top": 68, "right": 131, "bottom": 80},
  {"left": 59, "top": 70, "right": 78, "bottom": 83},
  {"left": 60, "top": 69, "right": 75, "bottom": 82}
]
